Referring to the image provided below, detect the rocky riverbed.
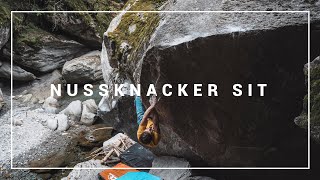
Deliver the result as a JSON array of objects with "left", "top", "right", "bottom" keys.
[{"left": 0, "top": 86, "right": 114, "bottom": 179}]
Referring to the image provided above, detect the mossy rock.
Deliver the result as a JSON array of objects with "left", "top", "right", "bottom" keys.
[
  {"left": 106, "top": 0, "right": 167, "bottom": 69},
  {"left": 0, "top": 1, "right": 10, "bottom": 26},
  {"left": 299, "top": 64, "right": 320, "bottom": 129},
  {"left": 15, "top": 23, "right": 52, "bottom": 48}
]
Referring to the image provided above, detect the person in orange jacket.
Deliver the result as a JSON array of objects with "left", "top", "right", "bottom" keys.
[{"left": 135, "top": 96, "right": 160, "bottom": 148}]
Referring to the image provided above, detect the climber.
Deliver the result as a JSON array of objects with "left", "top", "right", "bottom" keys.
[{"left": 135, "top": 95, "right": 161, "bottom": 148}]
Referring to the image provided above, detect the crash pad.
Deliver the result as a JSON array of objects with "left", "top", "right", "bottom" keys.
[
  {"left": 120, "top": 143, "right": 155, "bottom": 168},
  {"left": 117, "top": 172, "right": 161, "bottom": 180},
  {"left": 98, "top": 163, "right": 138, "bottom": 180}
]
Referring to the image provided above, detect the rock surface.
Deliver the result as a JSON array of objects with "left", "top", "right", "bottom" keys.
[
  {"left": 150, "top": 156, "right": 192, "bottom": 180},
  {"left": 0, "top": 60, "right": 36, "bottom": 81},
  {"left": 61, "top": 160, "right": 108, "bottom": 180},
  {"left": 14, "top": 24, "right": 89, "bottom": 73},
  {"left": 0, "top": 26, "right": 9, "bottom": 49},
  {"left": 62, "top": 50, "right": 103, "bottom": 84},
  {"left": 29, "top": 70, "right": 65, "bottom": 102},
  {"left": 47, "top": 118, "right": 58, "bottom": 130},
  {"left": 295, "top": 56, "right": 320, "bottom": 143},
  {"left": 98, "top": 0, "right": 319, "bottom": 167},
  {"left": 43, "top": 97, "right": 59, "bottom": 114},
  {"left": 81, "top": 99, "right": 98, "bottom": 125},
  {"left": 56, "top": 115, "right": 70, "bottom": 131},
  {"left": 60, "top": 100, "right": 82, "bottom": 122}
]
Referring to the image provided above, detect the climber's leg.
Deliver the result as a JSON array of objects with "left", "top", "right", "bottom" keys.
[{"left": 135, "top": 96, "right": 145, "bottom": 125}]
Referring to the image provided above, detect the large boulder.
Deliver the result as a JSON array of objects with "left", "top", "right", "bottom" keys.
[
  {"left": 0, "top": 60, "right": 36, "bottom": 81},
  {"left": 140, "top": 12, "right": 310, "bottom": 166},
  {"left": 14, "top": 24, "right": 89, "bottom": 73},
  {"left": 62, "top": 50, "right": 103, "bottom": 84},
  {"left": 99, "top": 0, "right": 320, "bottom": 167}
]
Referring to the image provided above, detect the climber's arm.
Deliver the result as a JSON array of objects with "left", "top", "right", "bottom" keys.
[
  {"left": 152, "top": 111, "right": 160, "bottom": 134},
  {"left": 140, "top": 96, "right": 158, "bottom": 126}
]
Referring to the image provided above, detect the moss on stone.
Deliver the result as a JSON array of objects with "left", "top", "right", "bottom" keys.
[
  {"left": 299, "top": 66, "right": 320, "bottom": 128},
  {"left": 0, "top": 1, "right": 10, "bottom": 26},
  {"left": 107, "top": 0, "right": 166, "bottom": 66},
  {"left": 16, "top": 23, "right": 51, "bottom": 47},
  {"left": 62, "top": 0, "right": 121, "bottom": 38}
]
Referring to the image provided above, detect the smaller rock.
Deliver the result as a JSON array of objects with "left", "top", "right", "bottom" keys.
[
  {"left": 80, "top": 99, "right": 98, "bottom": 125},
  {"left": 22, "top": 94, "right": 33, "bottom": 103},
  {"left": 61, "top": 160, "right": 108, "bottom": 180},
  {"left": 38, "top": 99, "right": 45, "bottom": 104},
  {"left": 57, "top": 114, "right": 70, "bottom": 131},
  {"left": 47, "top": 118, "right": 58, "bottom": 130},
  {"left": 13, "top": 118, "right": 23, "bottom": 126},
  {"left": 62, "top": 51, "right": 102, "bottom": 84},
  {"left": 43, "top": 96, "right": 59, "bottom": 114},
  {"left": 30, "top": 97, "right": 39, "bottom": 104},
  {"left": 60, "top": 100, "right": 82, "bottom": 122}
]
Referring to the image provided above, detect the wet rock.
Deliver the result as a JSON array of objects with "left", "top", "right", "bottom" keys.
[
  {"left": 149, "top": 156, "right": 192, "bottom": 180},
  {"left": 60, "top": 100, "right": 82, "bottom": 122},
  {"left": 43, "top": 97, "right": 59, "bottom": 114},
  {"left": 0, "top": 61, "right": 36, "bottom": 81},
  {"left": 14, "top": 24, "right": 89, "bottom": 73},
  {"left": 80, "top": 99, "right": 98, "bottom": 125},
  {"left": 62, "top": 50, "right": 103, "bottom": 84},
  {"left": 61, "top": 159, "right": 108, "bottom": 180}
]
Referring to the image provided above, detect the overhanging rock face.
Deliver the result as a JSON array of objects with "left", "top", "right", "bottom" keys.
[
  {"left": 139, "top": 14, "right": 310, "bottom": 166},
  {"left": 99, "top": 0, "right": 320, "bottom": 167}
]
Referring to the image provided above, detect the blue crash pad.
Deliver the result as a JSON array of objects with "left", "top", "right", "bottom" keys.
[{"left": 117, "top": 172, "right": 161, "bottom": 180}]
